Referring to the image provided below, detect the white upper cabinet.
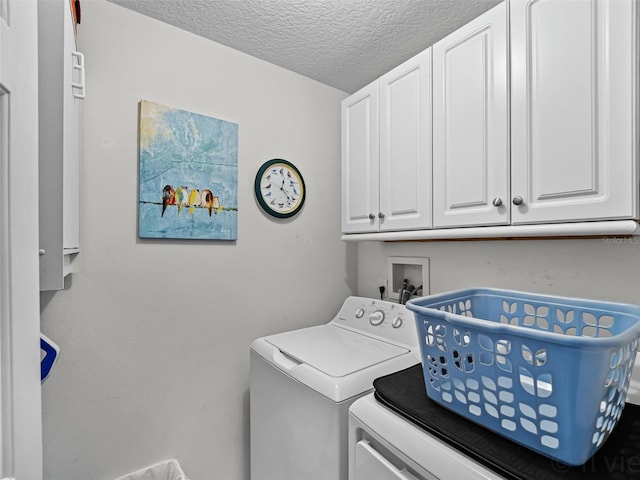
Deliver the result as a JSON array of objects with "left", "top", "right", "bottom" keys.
[
  {"left": 379, "top": 48, "right": 432, "bottom": 232},
  {"left": 342, "top": 82, "right": 379, "bottom": 233},
  {"left": 510, "top": 0, "right": 638, "bottom": 224},
  {"left": 342, "top": 49, "right": 432, "bottom": 233},
  {"left": 342, "top": 0, "right": 639, "bottom": 240},
  {"left": 433, "top": 2, "right": 509, "bottom": 228}
]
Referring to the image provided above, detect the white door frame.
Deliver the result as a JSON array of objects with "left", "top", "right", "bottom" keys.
[{"left": 0, "top": 1, "right": 44, "bottom": 479}]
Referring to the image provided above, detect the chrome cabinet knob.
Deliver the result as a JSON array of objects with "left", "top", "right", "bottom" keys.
[
  {"left": 492, "top": 198, "right": 503, "bottom": 207},
  {"left": 368, "top": 213, "right": 375, "bottom": 220},
  {"left": 512, "top": 196, "right": 524, "bottom": 206}
]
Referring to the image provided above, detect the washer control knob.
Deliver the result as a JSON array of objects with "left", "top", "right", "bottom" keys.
[
  {"left": 369, "top": 310, "right": 385, "bottom": 326},
  {"left": 391, "top": 317, "right": 403, "bottom": 328},
  {"left": 355, "top": 308, "right": 365, "bottom": 319}
]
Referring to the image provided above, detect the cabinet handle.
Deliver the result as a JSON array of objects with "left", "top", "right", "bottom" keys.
[
  {"left": 492, "top": 197, "right": 503, "bottom": 207},
  {"left": 71, "top": 51, "right": 86, "bottom": 100},
  {"left": 512, "top": 196, "right": 524, "bottom": 206},
  {"left": 368, "top": 213, "right": 375, "bottom": 220},
  {"left": 378, "top": 212, "right": 385, "bottom": 219}
]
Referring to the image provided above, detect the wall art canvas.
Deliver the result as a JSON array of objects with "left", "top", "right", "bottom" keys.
[{"left": 138, "top": 100, "right": 238, "bottom": 240}]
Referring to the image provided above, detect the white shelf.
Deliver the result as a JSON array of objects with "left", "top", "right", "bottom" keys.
[{"left": 341, "top": 220, "right": 640, "bottom": 242}]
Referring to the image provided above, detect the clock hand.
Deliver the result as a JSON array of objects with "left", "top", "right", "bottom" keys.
[{"left": 281, "top": 187, "right": 295, "bottom": 201}]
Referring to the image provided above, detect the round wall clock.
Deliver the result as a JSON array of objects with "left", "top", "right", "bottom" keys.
[{"left": 254, "top": 159, "right": 306, "bottom": 218}]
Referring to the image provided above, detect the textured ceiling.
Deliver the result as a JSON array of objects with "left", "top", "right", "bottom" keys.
[{"left": 106, "top": 0, "right": 502, "bottom": 93}]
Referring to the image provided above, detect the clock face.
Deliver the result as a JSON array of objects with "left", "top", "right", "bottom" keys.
[{"left": 254, "top": 159, "right": 306, "bottom": 218}]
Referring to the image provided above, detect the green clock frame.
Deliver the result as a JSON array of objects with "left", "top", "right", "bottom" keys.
[{"left": 254, "top": 159, "right": 306, "bottom": 219}]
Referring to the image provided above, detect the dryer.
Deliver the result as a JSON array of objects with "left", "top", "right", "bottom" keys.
[
  {"left": 348, "top": 361, "right": 640, "bottom": 480},
  {"left": 250, "top": 296, "right": 420, "bottom": 480},
  {"left": 349, "top": 393, "right": 502, "bottom": 480}
]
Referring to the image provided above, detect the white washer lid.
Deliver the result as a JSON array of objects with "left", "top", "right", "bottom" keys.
[{"left": 265, "top": 324, "right": 409, "bottom": 377}]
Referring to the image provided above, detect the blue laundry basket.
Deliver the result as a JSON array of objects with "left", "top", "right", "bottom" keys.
[{"left": 406, "top": 288, "right": 640, "bottom": 466}]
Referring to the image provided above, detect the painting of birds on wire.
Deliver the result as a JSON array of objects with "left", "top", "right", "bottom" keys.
[{"left": 138, "top": 100, "right": 238, "bottom": 240}]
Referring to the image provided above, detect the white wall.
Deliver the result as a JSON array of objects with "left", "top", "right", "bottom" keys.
[
  {"left": 357, "top": 239, "right": 640, "bottom": 304},
  {"left": 357, "top": 238, "right": 640, "bottom": 406},
  {"left": 39, "top": 2, "right": 354, "bottom": 479}
]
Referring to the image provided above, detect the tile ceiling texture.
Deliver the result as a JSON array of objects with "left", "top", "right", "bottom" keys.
[{"left": 106, "top": 0, "right": 503, "bottom": 93}]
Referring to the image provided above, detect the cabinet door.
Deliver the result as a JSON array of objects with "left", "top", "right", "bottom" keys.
[
  {"left": 432, "top": 3, "right": 509, "bottom": 228},
  {"left": 63, "top": 0, "right": 81, "bottom": 252},
  {"left": 379, "top": 49, "right": 432, "bottom": 231},
  {"left": 342, "top": 82, "right": 380, "bottom": 233},
  {"left": 39, "top": 0, "right": 83, "bottom": 290},
  {"left": 511, "top": 0, "right": 638, "bottom": 224}
]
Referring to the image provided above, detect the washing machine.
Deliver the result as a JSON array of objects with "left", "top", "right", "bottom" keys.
[{"left": 250, "top": 296, "right": 421, "bottom": 480}]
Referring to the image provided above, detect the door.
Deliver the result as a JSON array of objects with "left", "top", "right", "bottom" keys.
[
  {"left": 432, "top": 3, "right": 509, "bottom": 228},
  {"left": 510, "top": 0, "right": 638, "bottom": 224},
  {"left": 342, "top": 81, "right": 380, "bottom": 233},
  {"left": 378, "top": 49, "right": 432, "bottom": 231},
  {"left": 0, "top": 1, "right": 43, "bottom": 479}
]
